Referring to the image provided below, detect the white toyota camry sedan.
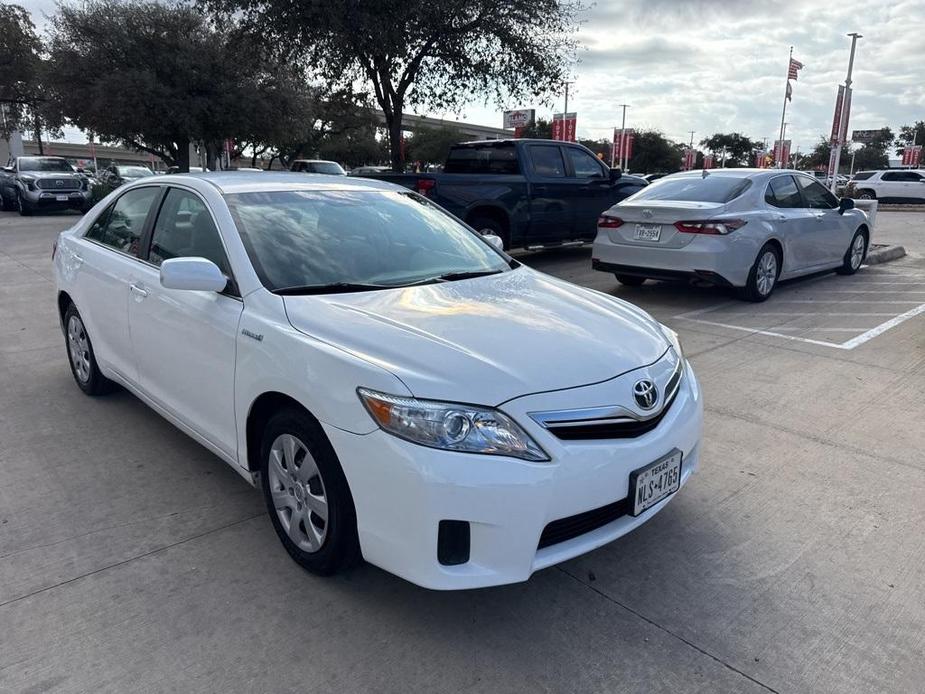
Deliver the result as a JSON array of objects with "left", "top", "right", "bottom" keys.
[
  {"left": 592, "top": 169, "right": 871, "bottom": 301},
  {"left": 53, "top": 173, "right": 702, "bottom": 589}
]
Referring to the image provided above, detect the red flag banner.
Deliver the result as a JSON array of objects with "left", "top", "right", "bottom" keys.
[
  {"left": 830, "top": 86, "right": 845, "bottom": 144},
  {"left": 788, "top": 58, "right": 804, "bottom": 80},
  {"left": 703, "top": 154, "right": 714, "bottom": 170},
  {"left": 553, "top": 113, "right": 576, "bottom": 142},
  {"left": 902, "top": 145, "right": 923, "bottom": 167},
  {"left": 774, "top": 139, "right": 791, "bottom": 167},
  {"left": 552, "top": 114, "right": 564, "bottom": 141}
]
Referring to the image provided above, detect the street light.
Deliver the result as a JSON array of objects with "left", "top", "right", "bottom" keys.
[{"left": 829, "top": 32, "right": 862, "bottom": 193}]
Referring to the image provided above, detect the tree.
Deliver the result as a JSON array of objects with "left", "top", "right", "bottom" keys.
[
  {"left": 45, "top": 1, "right": 336, "bottom": 171},
  {"left": 896, "top": 121, "right": 925, "bottom": 156},
  {"left": 518, "top": 118, "right": 553, "bottom": 139},
  {"left": 699, "top": 133, "right": 761, "bottom": 167},
  {"left": 406, "top": 126, "right": 468, "bottom": 166},
  {"left": 202, "top": 0, "right": 580, "bottom": 171},
  {"left": 806, "top": 138, "right": 851, "bottom": 172},
  {"left": 627, "top": 131, "right": 682, "bottom": 173}
]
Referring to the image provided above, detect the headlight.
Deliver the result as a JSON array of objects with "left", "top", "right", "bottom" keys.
[
  {"left": 358, "top": 389, "right": 549, "bottom": 462},
  {"left": 660, "top": 323, "right": 684, "bottom": 359}
]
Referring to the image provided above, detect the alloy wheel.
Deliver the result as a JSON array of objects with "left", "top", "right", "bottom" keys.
[
  {"left": 756, "top": 250, "right": 778, "bottom": 297},
  {"left": 67, "top": 315, "right": 91, "bottom": 383},
  {"left": 850, "top": 234, "right": 865, "bottom": 270},
  {"left": 267, "top": 433, "right": 329, "bottom": 553}
]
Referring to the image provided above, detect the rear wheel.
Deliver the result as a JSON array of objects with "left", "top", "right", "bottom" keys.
[
  {"left": 740, "top": 244, "right": 780, "bottom": 302},
  {"left": 63, "top": 304, "right": 116, "bottom": 395},
  {"left": 260, "top": 408, "right": 360, "bottom": 576},
  {"left": 614, "top": 273, "right": 646, "bottom": 286},
  {"left": 856, "top": 189, "right": 876, "bottom": 200},
  {"left": 837, "top": 229, "right": 867, "bottom": 275}
]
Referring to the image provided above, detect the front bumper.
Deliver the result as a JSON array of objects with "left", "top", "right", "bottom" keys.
[
  {"left": 21, "top": 187, "right": 89, "bottom": 207},
  {"left": 592, "top": 231, "right": 758, "bottom": 288},
  {"left": 324, "top": 361, "right": 703, "bottom": 590}
]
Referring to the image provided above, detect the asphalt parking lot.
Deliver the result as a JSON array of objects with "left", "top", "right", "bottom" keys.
[{"left": 1, "top": 210, "right": 923, "bottom": 694}]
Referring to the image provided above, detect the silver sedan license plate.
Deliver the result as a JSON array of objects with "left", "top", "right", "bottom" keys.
[
  {"left": 629, "top": 450, "right": 682, "bottom": 516},
  {"left": 633, "top": 223, "right": 661, "bottom": 242}
]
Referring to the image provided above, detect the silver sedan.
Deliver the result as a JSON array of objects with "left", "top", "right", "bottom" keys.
[{"left": 591, "top": 169, "right": 870, "bottom": 301}]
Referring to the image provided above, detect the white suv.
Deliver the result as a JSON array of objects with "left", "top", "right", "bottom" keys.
[{"left": 847, "top": 170, "right": 925, "bottom": 202}]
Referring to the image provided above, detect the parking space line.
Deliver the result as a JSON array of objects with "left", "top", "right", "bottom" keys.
[
  {"left": 839, "top": 303, "right": 925, "bottom": 349},
  {"left": 674, "top": 317, "right": 843, "bottom": 348}
]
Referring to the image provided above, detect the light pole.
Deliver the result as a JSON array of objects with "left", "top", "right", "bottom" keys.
[
  {"left": 830, "top": 32, "right": 862, "bottom": 192},
  {"left": 615, "top": 104, "right": 629, "bottom": 170}
]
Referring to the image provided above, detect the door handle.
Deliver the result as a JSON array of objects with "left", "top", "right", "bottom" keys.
[
  {"left": 72, "top": 253, "right": 83, "bottom": 266},
  {"left": 129, "top": 283, "right": 148, "bottom": 299}
]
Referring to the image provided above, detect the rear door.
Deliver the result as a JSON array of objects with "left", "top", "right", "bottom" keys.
[
  {"left": 878, "top": 171, "right": 907, "bottom": 200},
  {"left": 764, "top": 174, "right": 818, "bottom": 270},
  {"left": 525, "top": 143, "right": 573, "bottom": 243},
  {"left": 69, "top": 186, "right": 162, "bottom": 383}
]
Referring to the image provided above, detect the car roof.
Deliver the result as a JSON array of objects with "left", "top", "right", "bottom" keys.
[
  {"left": 153, "top": 171, "right": 405, "bottom": 195},
  {"left": 291, "top": 159, "right": 339, "bottom": 164},
  {"left": 666, "top": 168, "right": 815, "bottom": 181}
]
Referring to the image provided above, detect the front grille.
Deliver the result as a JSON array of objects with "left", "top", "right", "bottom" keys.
[
  {"left": 36, "top": 178, "right": 79, "bottom": 191},
  {"left": 538, "top": 496, "right": 629, "bottom": 549},
  {"left": 542, "top": 360, "right": 684, "bottom": 441}
]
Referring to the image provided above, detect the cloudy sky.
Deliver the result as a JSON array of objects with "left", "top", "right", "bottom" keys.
[{"left": 18, "top": 0, "right": 925, "bottom": 153}]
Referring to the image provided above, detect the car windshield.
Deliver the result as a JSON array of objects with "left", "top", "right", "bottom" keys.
[
  {"left": 118, "top": 166, "right": 153, "bottom": 177},
  {"left": 225, "top": 189, "right": 512, "bottom": 293},
  {"left": 19, "top": 157, "right": 73, "bottom": 172},
  {"left": 630, "top": 175, "right": 753, "bottom": 203},
  {"left": 310, "top": 162, "right": 345, "bottom": 175}
]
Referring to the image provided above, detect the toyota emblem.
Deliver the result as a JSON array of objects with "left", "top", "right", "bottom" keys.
[
  {"left": 55, "top": 180, "right": 64, "bottom": 187},
  {"left": 642, "top": 208, "right": 653, "bottom": 219},
  {"left": 633, "top": 379, "right": 658, "bottom": 409}
]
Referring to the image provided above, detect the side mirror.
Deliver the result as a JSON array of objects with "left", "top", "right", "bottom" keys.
[
  {"left": 609, "top": 168, "right": 622, "bottom": 182},
  {"left": 482, "top": 233, "right": 505, "bottom": 251},
  {"left": 160, "top": 257, "right": 227, "bottom": 292},
  {"left": 838, "top": 197, "right": 855, "bottom": 215},
  {"left": 1, "top": 166, "right": 12, "bottom": 173}
]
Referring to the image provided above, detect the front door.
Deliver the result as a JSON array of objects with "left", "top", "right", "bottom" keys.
[
  {"left": 764, "top": 174, "right": 817, "bottom": 271},
  {"left": 563, "top": 146, "right": 614, "bottom": 240},
  {"left": 794, "top": 176, "right": 848, "bottom": 265},
  {"left": 525, "top": 143, "right": 573, "bottom": 244},
  {"left": 127, "top": 186, "right": 242, "bottom": 458}
]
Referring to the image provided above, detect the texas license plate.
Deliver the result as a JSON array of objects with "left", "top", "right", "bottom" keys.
[
  {"left": 629, "top": 450, "right": 682, "bottom": 516},
  {"left": 633, "top": 224, "right": 661, "bottom": 242},
  {"left": 55, "top": 194, "right": 69, "bottom": 201}
]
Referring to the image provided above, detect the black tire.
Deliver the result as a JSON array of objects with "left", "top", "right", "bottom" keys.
[
  {"left": 856, "top": 189, "right": 876, "bottom": 200},
  {"left": 836, "top": 228, "right": 867, "bottom": 275},
  {"left": 260, "top": 407, "right": 361, "bottom": 576},
  {"left": 614, "top": 273, "right": 646, "bottom": 287},
  {"left": 63, "top": 303, "right": 116, "bottom": 395},
  {"left": 17, "top": 192, "right": 32, "bottom": 216},
  {"left": 0, "top": 193, "right": 11, "bottom": 211},
  {"left": 739, "top": 243, "right": 780, "bottom": 302},
  {"left": 468, "top": 216, "right": 510, "bottom": 250}
]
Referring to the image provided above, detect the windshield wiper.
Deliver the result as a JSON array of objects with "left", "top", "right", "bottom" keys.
[
  {"left": 432, "top": 269, "right": 506, "bottom": 282},
  {"left": 272, "top": 282, "right": 394, "bottom": 295}
]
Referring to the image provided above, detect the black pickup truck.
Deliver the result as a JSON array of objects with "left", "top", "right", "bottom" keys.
[{"left": 361, "top": 139, "right": 647, "bottom": 249}]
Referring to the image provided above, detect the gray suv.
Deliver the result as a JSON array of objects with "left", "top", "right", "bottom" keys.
[{"left": 0, "top": 156, "right": 92, "bottom": 215}]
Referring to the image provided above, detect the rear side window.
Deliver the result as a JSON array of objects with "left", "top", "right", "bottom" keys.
[
  {"left": 634, "top": 175, "right": 752, "bottom": 203},
  {"left": 795, "top": 176, "right": 838, "bottom": 209},
  {"left": 85, "top": 186, "right": 160, "bottom": 256},
  {"left": 444, "top": 145, "right": 519, "bottom": 174},
  {"left": 528, "top": 145, "right": 566, "bottom": 178},
  {"left": 852, "top": 171, "right": 875, "bottom": 181},
  {"left": 882, "top": 172, "right": 904, "bottom": 181},
  {"left": 765, "top": 176, "right": 803, "bottom": 208}
]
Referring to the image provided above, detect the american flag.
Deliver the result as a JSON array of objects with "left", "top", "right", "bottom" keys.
[{"left": 788, "top": 58, "right": 804, "bottom": 80}]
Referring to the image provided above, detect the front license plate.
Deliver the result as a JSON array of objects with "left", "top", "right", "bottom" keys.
[
  {"left": 633, "top": 223, "right": 661, "bottom": 242},
  {"left": 55, "top": 194, "right": 69, "bottom": 201},
  {"left": 629, "top": 450, "right": 682, "bottom": 516}
]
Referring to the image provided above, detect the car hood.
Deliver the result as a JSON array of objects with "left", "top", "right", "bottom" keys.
[
  {"left": 20, "top": 171, "right": 81, "bottom": 180},
  {"left": 283, "top": 268, "right": 669, "bottom": 405}
]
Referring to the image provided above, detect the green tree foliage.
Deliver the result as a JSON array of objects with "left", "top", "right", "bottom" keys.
[
  {"left": 518, "top": 118, "right": 553, "bottom": 139},
  {"left": 698, "top": 133, "right": 761, "bottom": 167},
  {"left": 45, "top": 0, "right": 358, "bottom": 171},
  {"left": 201, "top": 0, "right": 580, "bottom": 171},
  {"left": 895, "top": 121, "right": 925, "bottom": 156},
  {"left": 807, "top": 138, "right": 851, "bottom": 172},
  {"left": 627, "top": 131, "right": 682, "bottom": 173},
  {"left": 406, "top": 126, "right": 468, "bottom": 166}
]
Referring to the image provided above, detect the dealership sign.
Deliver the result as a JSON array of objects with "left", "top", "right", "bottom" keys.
[
  {"left": 851, "top": 128, "right": 886, "bottom": 144},
  {"left": 552, "top": 112, "right": 577, "bottom": 142},
  {"left": 503, "top": 109, "right": 535, "bottom": 130}
]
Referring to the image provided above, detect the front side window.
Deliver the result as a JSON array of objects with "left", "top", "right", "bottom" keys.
[
  {"left": 528, "top": 145, "right": 566, "bottom": 178},
  {"left": 765, "top": 176, "right": 803, "bottom": 208},
  {"left": 881, "top": 172, "right": 904, "bottom": 181},
  {"left": 85, "top": 186, "right": 160, "bottom": 256},
  {"left": 225, "top": 190, "right": 512, "bottom": 292},
  {"left": 567, "top": 148, "right": 605, "bottom": 178},
  {"left": 149, "top": 188, "right": 230, "bottom": 274},
  {"left": 795, "top": 176, "right": 838, "bottom": 209}
]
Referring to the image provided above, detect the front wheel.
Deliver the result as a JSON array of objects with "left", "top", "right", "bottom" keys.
[
  {"left": 836, "top": 230, "right": 867, "bottom": 275},
  {"left": 17, "top": 193, "right": 32, "bottom": 216},
  {"left": 63, "top": 304, "right": 116, "bottom": 395},
  {"left": 615, "top": 273, "right": 646, "bottom": 286},
  {"left": 739, "top": 244, "right": 780, "bottom": 302},
  {"left": 260, "top": 408, "right": 360, "bottom": 576}
]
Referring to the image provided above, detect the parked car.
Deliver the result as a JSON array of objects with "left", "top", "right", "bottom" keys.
[
  {"left": 363, "top": 139, "right": 648, "bottom": 249},
  {"left": 350, "top": 165, "right": 392, "bottom": 176},
  {"left": 592, "top": 169, "right": 870, "bottom": 301},
  {"left": 53, "top": 172, "right": 702, "bottom": 589},
  {"left": 290, "top": 159, "right": 346, "bottom": 175},
  {"left": 0, "top": 156, "right": 92, "bottom": 215},
  {"left": 845, "top": 169, "right": 925, "bottom": 202},
  {"left": 166, "top": 166, "right": 208, "bottom": 174},
  {"left": 101, "top": 164, "right": 155, "bottom": 189}
]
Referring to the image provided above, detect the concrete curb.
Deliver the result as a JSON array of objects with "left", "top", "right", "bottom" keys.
[
  {"left": 878, "top": 204, "right": 925, "bottom": 212},
  {"left": 865, "top": 244, "right": 906, "bottom": 265}
]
